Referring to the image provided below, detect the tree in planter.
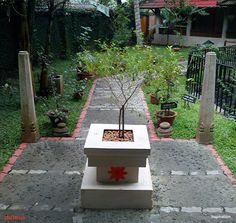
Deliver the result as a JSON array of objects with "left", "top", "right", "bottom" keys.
[{"left": 95, "top": 44, "right": 151, "bottom": 138}]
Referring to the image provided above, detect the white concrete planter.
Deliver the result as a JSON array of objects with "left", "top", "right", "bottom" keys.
[{"left": 81, "top": 124, "right": 153, "bottom": 209}]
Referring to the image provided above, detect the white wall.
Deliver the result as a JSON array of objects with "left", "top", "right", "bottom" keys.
[{"left": 152, "top": 33, "right": 236, "bottom": 47}]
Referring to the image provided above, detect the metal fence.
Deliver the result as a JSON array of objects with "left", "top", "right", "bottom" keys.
[{"left": 186, "top": 46, "right": 236, "bottom": 119}]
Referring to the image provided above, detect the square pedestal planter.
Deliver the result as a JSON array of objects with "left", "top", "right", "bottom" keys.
[{"left": 81, "top": 124, "right": 153, "bottom": 209}]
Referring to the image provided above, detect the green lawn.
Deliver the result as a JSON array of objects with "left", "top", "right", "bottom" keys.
[{"left": 0, "top": 58, "right": 93, "bottom": 170}]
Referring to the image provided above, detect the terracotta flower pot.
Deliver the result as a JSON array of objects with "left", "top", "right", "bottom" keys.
[
  {"left": 173, "top": 47, "right": 180, "bottom": 52},
  {"left": 156, "top": 110, "right": 177, "bottom": 126},
  {"left": 73, "top": 91, "right": 84, "bottom": 100},
  {"left": 77, "top": 68, "right": 94, "bottom": 80},
  {"left": 150, "top": 93, "right": 160, "bottom": 105}
]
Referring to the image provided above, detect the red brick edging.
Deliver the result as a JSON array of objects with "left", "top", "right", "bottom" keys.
[
  {"left": 207, "top": 144, "right": 236, "bottom": 188},
  {"left": 0, "top": 80, "right": 97, "bottom": 183}
]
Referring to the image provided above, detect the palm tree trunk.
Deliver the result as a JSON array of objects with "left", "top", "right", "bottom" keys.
[{"left": 133, "top": 0, "right": 143, "bottom": 45}]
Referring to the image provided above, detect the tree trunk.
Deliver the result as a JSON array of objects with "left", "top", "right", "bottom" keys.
[
  {"left": 15, "top": 0, "right": 37, "bottom": 96},
  {"left": 15, "top": 0, "right": 30, "bottom": 52},
  {"left": 57, "top": 11, "right": 67, "bottom": 59},
  {"left": 133, "top": 0, "right": 143, "bottom": 45},
  {"left": 27, "top": 0, "right": 36, "bottom": 58},
  {"left": 118, "top": 105, "right": 125, "bottom": 138},
  {"left": 39, "top": 11, "right": 53, "bottom": 96}
]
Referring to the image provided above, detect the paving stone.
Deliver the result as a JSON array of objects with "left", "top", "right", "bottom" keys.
[
  {"left": 28, "top": 170, "right": 47, "bottom": 174},
  {"left": 65, "top": 171, "right": 81, "bottom": 175},
  {"left": 10, "top": 169, "right": 29, "bottom": 174},
  {"left": 211, "top": 215, "right": 232, "bottom": 219},
  {"left": 153, "top": 175, "right": 236, "bottom": 207},
  {"left": 206, "top": 170, "right": 221, "bottom": 175},
  {"left": 202, "top": 207, "right": 223, "bottom": 213},
  {"left": 82, "top": 110, "right": 147, "bottom": 129},
  {"left": 171, "top": 171, "right": 187, "bottom": 176},
  {"left": 225, "top": 207, "right": 236, "bottom": 214},
  {"left": 181, "top": 207, "right": 202, "bottom": 213},
  {"left": 160, "top": 207, "right": 180, "bottom": 213},
  {"left": 13, "top": 141, "right": 86, "bottom": 172},
  {"left": 150, "top": 141, "right": 222, "bottom": 175},
  {"left": 190, "top": 171, "right": 199, "bottom": 176},
  {"left": 8, "top": 204, "right": 32, "bottom": 210},
  {"left": 0, "top": 174, "right": 82, "bottom": 207},
  {"left": 31, "top": 204, "right": 54, "bottom": 211},
  {"left": 0, "top": 203, "right": 9, "bottom": 210}
]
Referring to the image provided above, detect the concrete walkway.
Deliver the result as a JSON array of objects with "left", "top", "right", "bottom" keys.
[{"left": 0, "top": 79, "right": 236, "bottom": 223}]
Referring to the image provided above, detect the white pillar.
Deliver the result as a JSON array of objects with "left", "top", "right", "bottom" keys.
[
  {"left": 18, "top": 51, "right": 40, "bottom": 143},
  {"left": 221, "top": 12, "right": 228, "bottom": 40},
  {"left": 196, "top": 52, "right": 216, "bottom": 144},
  {"left": 186, "top": 17, "right": 192, "bottom": 37}
]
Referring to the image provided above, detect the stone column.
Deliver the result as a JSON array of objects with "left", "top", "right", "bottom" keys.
[
  {"left": 186, "top": 17, "right": 192, "bottom": 37},
  {"left": 221, "top": 13, "right": 228, "bottom": 40},
  {"left": 18, "top": 51, "right": 40, "bottom": 143},
  {"left": 196, "top": 52, "right": 216, "bottom": 144}
]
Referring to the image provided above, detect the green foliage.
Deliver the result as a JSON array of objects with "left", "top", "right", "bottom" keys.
[
  {"left": 190, "top": 44, "right": 220, "bottom": 57},
  {"left": 77, "top": 50, "right": 99, "bottom": 73},
  {"left": 112, "top": 5, "right": 133, "bottom": 46}
]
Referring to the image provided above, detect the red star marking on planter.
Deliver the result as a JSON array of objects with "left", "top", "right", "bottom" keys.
[{"left": 108, "top": 166, "right": 127, "bottom": 182}]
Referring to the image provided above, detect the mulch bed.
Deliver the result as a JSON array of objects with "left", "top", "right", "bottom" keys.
[{"left": 103, "top": 130, "right": 133, "bottom": 142}]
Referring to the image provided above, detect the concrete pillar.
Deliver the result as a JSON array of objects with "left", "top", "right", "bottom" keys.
[
  {"left": 221, "top": 12, "right": 228, "bottom": 40},
  {"left": 18, "top": 51, "right": 40, "bottom": 143},
  {"left": 186, "top": 17, "right": 192, "bottom": 37},
  {"left": 196, "top": 52, "right": 216, "bottom": 144}
]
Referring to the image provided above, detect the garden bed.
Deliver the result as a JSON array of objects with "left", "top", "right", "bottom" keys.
[{"left": 0, "top": 58, "right": 93, "bottom": 170}]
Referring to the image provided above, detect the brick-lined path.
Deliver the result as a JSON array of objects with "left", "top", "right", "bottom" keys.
[{"left": 0, "top": 79, "right": 236, "bottom": 223}]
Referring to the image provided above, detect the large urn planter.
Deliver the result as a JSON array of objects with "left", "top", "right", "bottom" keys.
[
  {"left": 156, "top": 110, "right": 177, "bottom": 126},
  {"left": 81, "top": 124, "right": 153, "bottom": 209}
]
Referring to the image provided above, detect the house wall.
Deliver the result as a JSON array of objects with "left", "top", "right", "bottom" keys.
[
  {"left": 150, "top": 7, "right": 236, "bottom": 47},
  {"left": 152, "top": 34, "right": 236, "bottom": 47}
]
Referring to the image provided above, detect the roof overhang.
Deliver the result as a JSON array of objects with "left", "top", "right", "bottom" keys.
[{"left": 140, "top": 0, "right": 219, "bottom": 9}]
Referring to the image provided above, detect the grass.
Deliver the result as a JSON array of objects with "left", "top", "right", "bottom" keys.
[{"left": 0, "top": 58, "right": 93, "bottom": 170}]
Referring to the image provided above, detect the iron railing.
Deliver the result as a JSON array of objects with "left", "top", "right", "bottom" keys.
[{"left": 186, "top": 46, "right": 236, "bottom": 119}]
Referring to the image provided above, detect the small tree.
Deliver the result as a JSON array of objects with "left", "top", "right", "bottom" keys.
[{"left": 92, "top": 44, "right": 152, "bottom": 138}]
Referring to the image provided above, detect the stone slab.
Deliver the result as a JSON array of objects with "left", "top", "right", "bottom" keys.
[
  {"left": 81, "top": 160, "right": 153, "bottom": 209},
  {"left": 153, "top": 175, "right": 236, "bottom": 207},
  {"left": 13, "top": 141, "right": 86, "bottom": 172},
  {"left": 82, "top": 110, "right": 147, "bottom": 129},
  {"left": 150, "top": 140, "right": 221, "bottom": 175},
  {"left": 84, "top": 124, "right": 150, "bottom": 167},
  {"left": 0, "top": 173, "right": 82, "bottom": 208}
]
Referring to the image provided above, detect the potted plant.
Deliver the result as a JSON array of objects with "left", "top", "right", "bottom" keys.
[
  {"left": 40, "top": 94, "right": 69, "bottom": 128},
  {"left": 76, "top": 50, "right": 97, "bottom": 80},
  {"left": 73, "top": 78, "right": 87, "bottom": 100},
  {"left": 155, "top": 46, "right": 182, "bottom": 126}
]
